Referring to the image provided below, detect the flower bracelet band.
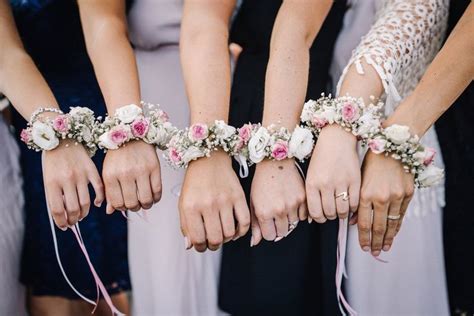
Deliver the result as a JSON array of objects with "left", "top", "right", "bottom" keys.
[
  {"left": 165, "top": 120, "right": 240, "bottom": 169},
  {"left": 21, "top": 106, "right": 101, "bottom": 156},
  {"left": 240, "top": 124, "right": 315, "bottom": 165},
  {"left": 98, "top": 102, "right": 176, "bottom": 151},
  {"left": 300, "top": 94, "right": 382, "bottom": 143},
  {"left": 367, "top": 124, "right": 444, "bottom": 188}
]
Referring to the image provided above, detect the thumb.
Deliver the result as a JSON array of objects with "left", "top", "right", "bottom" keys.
[{"left": 250, "top": 202, "right": 262, "bottom": 247}]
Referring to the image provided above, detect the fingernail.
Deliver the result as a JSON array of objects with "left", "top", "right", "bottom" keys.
[
  {"left": 308, "top": 217, "right": 313, "bottom": 224},
  {"left": 233, "top": 235, "right": 240, "bottom": 241},
  {"left": 372, "top": 250, "right": 381, "bottom": 257},
  {"left": 362, "top": 246, "right": 370, "bottom": 252},
  {"left": 274, "top": 236, "right": 284, "bottom": 242},
  {"left": 184, "top": 237, "right": 191, "bottom": 250},
  {"left": 60, "top": 227, "right": 67, "bottom": 231},
  {"left": 250, "top": 236, "right": 254, "bottom": 247},
  {"left": 383, "top": 245, "right": 391, "bottom": 251},
  {"left": 292, "top": 220, "right": 299, "bottom": 227}
]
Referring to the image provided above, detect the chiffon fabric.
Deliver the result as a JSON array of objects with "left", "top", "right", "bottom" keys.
[
  {"left": 331, "top": 0, "right": 450, "bottom": 314},
  {"left": 127, "top": 1, "right": 223, "bottom": 315},
  {"left": 0, "top": 112, "right": 27, "bottom": 316}
]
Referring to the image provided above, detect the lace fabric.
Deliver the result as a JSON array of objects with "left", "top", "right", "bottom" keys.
[{"left": 337, "top": 0, "right": 449, "bottom": 218}]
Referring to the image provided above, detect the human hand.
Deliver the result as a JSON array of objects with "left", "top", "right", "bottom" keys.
[
  {"left": 43, "top": 139, "right": 104, "bottom": 230},
  {"left": 250, "top": 158, "right": 307, "bottom": 246},
  {"left": 306, "top": 125, "right": 360, "bottom": 223},
  {"left": 179, "top": 150, "right": 250, "bottom": 252},
  {"left": 354, "top": 150, "right": 414, "bottom": 256},
  {"left": 102, "top": 140, "right": 162, "bottom": 214}
]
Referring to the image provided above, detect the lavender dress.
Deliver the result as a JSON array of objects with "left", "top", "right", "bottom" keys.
[
  {"left": 0, "top": 102, "right": 26, "bottom": 316},
  {"left": 127, "top": 1, "right": 223, "bottom": 315}
]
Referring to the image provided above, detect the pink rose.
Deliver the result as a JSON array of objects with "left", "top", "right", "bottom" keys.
[
  {"left": 312, "top": 116, "right": 329, "bottom": 129},
  {"left": 271, "top": 140, "right": 289, "bottom": 160},
  {"left": 20, "top": 129, "right": 31, "bottom": 143},
  {"left": 368, "top": 138, "right": 387, "bottom": 154},
  {"left": 52, "top": 115, "right": 69, "bottom": 133},
  {"left": 422, "top": 147, "right": 436, "bottom": 166},
  {"left": 341, "top": 102, "right": 360, "bottom": 123},
  {"left": 238, "top": 124, "right": 252, "bottom": 143},
  {"left": 189, "top": 123, "right": 208, "bottom": 141},
  {"left": 168, "top": 147, "right": 182, "bottom": 163},
  {"left": 131, "top": 117, "right": 150, "bottom": 138},
  {"left": 110, "top": 126, "right": 129, "bottom": 145}
]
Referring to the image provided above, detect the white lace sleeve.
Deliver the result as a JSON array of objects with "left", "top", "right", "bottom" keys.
[{"left": 336, "top": 0, "right": 449, "bottom": 113}]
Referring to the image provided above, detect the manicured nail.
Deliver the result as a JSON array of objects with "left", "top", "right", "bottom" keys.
[
  {"left": 383, "top": 245, "right": 391, "bottom": 251},
  {"left": 250, "top": 236, "right": 255, "bottom": 247},
  {"left": 184, "top": 236, "right": 191, "bottom": 250},
  {"left": 274, "top": 236, "right": 284, "bottom": 242},
  {"left": 233, "top": 235, "right": 240, "bottom": 241},
  {"left": 308, "top": 217, "right": 313, "bottom": 224},
  {"left": 372, "top": 250, "right": 381, "bottom": 257},
  {"left": 292, "top": 220, "right": 299, "bottom": 227},
  {"left": 362, "top": 246, "right": 370, "bottom": 252},
  {"left": 60, "top": 226, "right": 67, "bottom": 231}
]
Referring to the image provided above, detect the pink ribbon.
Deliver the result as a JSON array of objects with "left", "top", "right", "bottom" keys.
[
  {"left": 336, "top": 218, "right": 358, "bottom": 316},
  {"left": 46, "top": 198, "right": 125, "bottom": 315}
]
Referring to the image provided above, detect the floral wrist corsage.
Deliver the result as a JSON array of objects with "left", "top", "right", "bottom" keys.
[
  {"left": 241, "top": 124, "right": 315, "bottom": 164},
  {"left": 165, "top": 120, "right": 240, "bottom": 168},
  {"left": 21, "top": 107, "right": 101, "bottom": 156},
  {"left": 300, "top": 94, "right": 382, "bottom": 143},
  {"left": 367, "top": 124, "right": 444, "bottom": 188},
  {"left": 98, "top": 102, "right": 175, "bottom": 151}
]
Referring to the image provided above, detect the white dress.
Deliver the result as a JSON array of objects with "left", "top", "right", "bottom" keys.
[
  {"left": 127, "top": 1, "right": 223, "bottom": 315},
  {"left": 331, "top": 1, "right": 450, "bottom": 315},
  {"left": 0, "top": 99, "right": 27, "bottom": 316}
]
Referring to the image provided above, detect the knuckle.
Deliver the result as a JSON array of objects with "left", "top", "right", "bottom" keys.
[
  {"left": 391, "top": 189, "right": 404, "bottom": 200},
  {"left": 359, "top": 226, "right": 371, "bottom": 234},
  {"left": 373, "top": 227, "right": 386, "bottom": 235},
  {"left": 405, "top": 186, "right": 415, "bottom": 198},
  {"left": 374, "top": 192, "right": 390, "bottom": 203},
  {"left": 306, "top": 180, "right": 319, "bottom": 192}
]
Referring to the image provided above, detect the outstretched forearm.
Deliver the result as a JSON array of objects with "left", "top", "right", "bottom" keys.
[
  {"left": 0, "top": 0, "right": 58, "bottom": 120},
  {"left": 384, "top": 3, "right": 474, "bottom": 136},
  {"left": 180, "top": 0, "right": 235, "bottom": 124},
  {"left": 262, "top": 0, "right": 332, "bottom": 129},
  {"left": 78, "top": 0, "right": 141, "bottom": 112}
]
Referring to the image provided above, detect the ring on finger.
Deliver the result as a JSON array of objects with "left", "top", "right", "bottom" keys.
[
  {"left": 335, "top": 191, "right": 349, "bottom": 201},
  {"left": 387, "top": 214, "right": 401, "bottom": 220}
]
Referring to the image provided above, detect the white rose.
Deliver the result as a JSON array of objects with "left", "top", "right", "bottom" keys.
[
  {"left": 248, "top": 127, "right": 270, "bottom": 163},
  {"left": 98, "top": 132, "right": 118, "bottom": 150},
  {"left": 213, "top": 120, "right": 236, "bottom": 140},
  {"left": 288, "top": 126, "right": 314, "bottom": 160},
  {"left": 384, "top": 124, "right": 411, "bottom": 145},
  {"left": 356, "top": 113, "right": 379, "bottom": 136},
  {"left": 144, "top": 124, "right": 158, "bottom": 143},
  {"left": 32, "top": 121, "right": 59, "bottom": 150},
  {"left": 182, "top": 146, "right": 205, "bottom": 163},
  {"left": 69, "top": 106, "right": 94, "bottom": 117},
  {"left": 301, "top": 100, "right": 316, "bottom": 122},
  {"left": 418, "top": 165, "right": 444, "bottom": 187},
  {"left": 319, "top": 107, "right": 337, "bottom": 124},
  {"left": 115, "top": 104, "right": 143, "bottom": 123}
]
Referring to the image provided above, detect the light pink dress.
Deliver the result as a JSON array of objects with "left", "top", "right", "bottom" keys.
[{"left": 127, "top": 1, "right": 223, "bottom": 315}]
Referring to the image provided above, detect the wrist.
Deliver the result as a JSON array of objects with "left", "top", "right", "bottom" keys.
[{"left": 319, "top": 124, "right": 358, "bottom": 147}]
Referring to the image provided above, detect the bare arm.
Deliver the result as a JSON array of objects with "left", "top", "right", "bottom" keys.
[
  {"left": 0, "top": 0, "right": 104, "bottom": 229},
  {"left": 78, "top": 0, "right": 162, "bottom": 214},
  {"left": 384, "top": 3, "right": 474, "bottom": 135},
  {"left": 78, "top": 0, "right": 141, "bottom": 110},
  {"left": 180, "top": 0, "right": 235, "bottom": 124},
  {"left": 262, "top": 0, "right": 333, "bottom": 128},
  {"left": 251, "top": 1, "right": 333, "bottom": 245},
  {"left": 0, "top": 0, "right": 58, "bottom": 118},
  {"left": 179, "top": 0, "right": 251, "bottom": 252}
]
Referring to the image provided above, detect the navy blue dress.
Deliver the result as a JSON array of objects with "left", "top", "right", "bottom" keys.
[{"left": 10, "top": 0, "right": 131, "bottom": 298}]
